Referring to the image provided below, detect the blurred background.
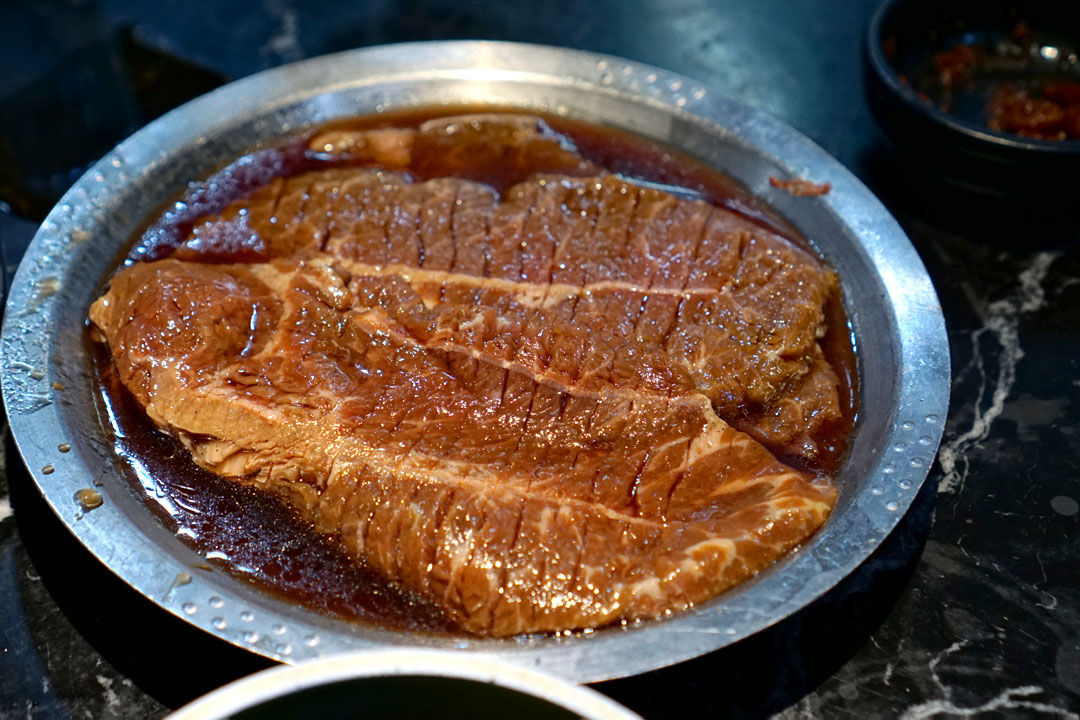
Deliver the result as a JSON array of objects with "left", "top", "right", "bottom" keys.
[{"left": 0, "top": 0, "right": 882, "bottom": 222}]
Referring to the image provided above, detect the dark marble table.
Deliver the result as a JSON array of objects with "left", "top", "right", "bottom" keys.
[{"left": 1, "top": 1, "right": 1078, "bottom": 717}]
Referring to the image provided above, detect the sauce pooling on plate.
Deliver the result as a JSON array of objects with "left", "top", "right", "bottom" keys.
[{"left": 93, "top": 107, "right": 857, "bottom": 635}]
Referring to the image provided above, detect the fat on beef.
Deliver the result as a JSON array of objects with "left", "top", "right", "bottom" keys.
[{"left": 91, "top": 115, "right": 841, "bottom": 635}]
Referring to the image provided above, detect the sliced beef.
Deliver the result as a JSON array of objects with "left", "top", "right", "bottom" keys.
[
  {"left": 93, "top": 113, "right": 845, "bottom": 635},
  {"left": 174, "top": 169, "right": 842, "bottom": 464},
  {"left": 309, "top": 114, "right": 599, "bottom": 189},
  {"left": 91, "top": 257, "right": 836, "bottom": 635}
]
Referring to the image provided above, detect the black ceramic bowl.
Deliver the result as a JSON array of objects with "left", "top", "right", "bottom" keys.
[{"left": 865, "top": 0, "right": 1080, "bottom": 198}]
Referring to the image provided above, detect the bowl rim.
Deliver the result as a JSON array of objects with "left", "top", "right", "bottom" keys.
[
  {"left": 865, "top": 0, "right": 1080, "bottom": 157},
  {"left": 165, "top": 650, "right": 642, "bottom": 720}
]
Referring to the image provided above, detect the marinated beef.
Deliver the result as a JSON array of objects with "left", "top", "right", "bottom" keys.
[
  {"left": 91, "top": 114, "right": 844, "bottom": 635},
  {"left": 177, "top": 169, "right": 844, "bottom": 462}
]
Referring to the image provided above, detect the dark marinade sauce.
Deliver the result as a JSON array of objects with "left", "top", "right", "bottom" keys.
[
  {"left": 94, "top": 351, "right": 457, "bottom": 633},
  {"left": 95, "top": 106, "right": 858, "bottom": 635}
]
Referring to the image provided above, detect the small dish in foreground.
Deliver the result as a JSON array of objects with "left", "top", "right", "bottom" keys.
[{"left": 165, "top": 651, "right": 641, "bottom": 720}]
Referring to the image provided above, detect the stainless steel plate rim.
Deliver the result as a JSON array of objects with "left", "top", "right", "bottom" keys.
[
  {"left": 0, "top": 40, "right": 949, "bottom": 683},
  {"left": 165, "top": 649, "right": 642, "bottom": 720}
]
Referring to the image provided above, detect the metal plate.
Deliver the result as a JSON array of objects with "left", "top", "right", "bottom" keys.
[{"left": 0, "top": 41, "right": 949, "bottom": 683}]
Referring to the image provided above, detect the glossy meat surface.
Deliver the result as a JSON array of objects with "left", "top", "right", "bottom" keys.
[
  {"left": 91, "top": 115, "right": 842, "bottom": 635},
  {"left": 180, "top": 167, "right": 845, "bottom": 462}
]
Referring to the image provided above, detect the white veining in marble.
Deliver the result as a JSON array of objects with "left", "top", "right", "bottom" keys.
[
  {"left": 0, "top": 424, "right": 8, "bottom": 524},
  {"left": 1033, "top": 552, "right": 1059, "bottom": 611},
  {"left": 880, "top": 636, "right": 906, "bottom": 690},
  {"left": 897, "top": 639, "right": 1078, "bottom": 719},
  {"left": 261, "top": 0, "right": 303, "bottom": 64},
  {"left": 96, "top": 675, "right": 120, "bottom": 711},
  {"left": 938, "top": 252, "right": 1059, "bottom": 494},
  {"left": 900, "top": 686, "right": 1078, "bottom": 719}
]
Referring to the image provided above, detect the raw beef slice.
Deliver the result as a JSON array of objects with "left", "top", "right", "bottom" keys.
[{"left": 91, "top": 121, "right": 841, "bottom": 636}]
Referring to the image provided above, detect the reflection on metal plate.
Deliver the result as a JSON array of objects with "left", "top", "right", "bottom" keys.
[{"left": 0, "top": 41, "right": 949, "bottom": 683}]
